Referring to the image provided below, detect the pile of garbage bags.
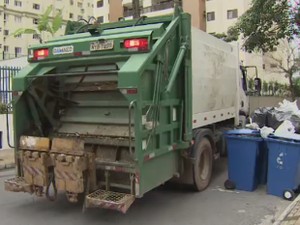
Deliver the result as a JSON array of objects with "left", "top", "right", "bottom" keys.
[{"left": 248, "top": 100, "right": 300, "bottom": 140}]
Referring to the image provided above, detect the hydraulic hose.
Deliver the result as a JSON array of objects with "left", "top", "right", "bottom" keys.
[
  {"left": 46, "top": 171, "right": 57, "bottom": 201},
  {"left": 6, "top": 108, "right": 14, "bottom": 148}
]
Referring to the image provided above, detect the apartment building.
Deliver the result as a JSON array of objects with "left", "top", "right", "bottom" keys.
[
  {"left": 0, "top": 0, "right": 94, "bottom": 60},
  {"left": 206, "top": 0, "right": 287, "bottom": 83},
  {"left": 94, "top": 0, "right": 206, "bottom": 30}
]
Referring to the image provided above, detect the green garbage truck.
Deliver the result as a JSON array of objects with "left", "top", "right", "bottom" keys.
[{"left": 5, "top": 7, "right": 249, "bottom": 213}]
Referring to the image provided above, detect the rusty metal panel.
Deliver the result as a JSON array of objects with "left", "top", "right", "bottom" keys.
[
  {"left": 51, "top": 138, "right": 85, "bottom": 156},
  {"left": 4, "top": 177, "right": 33, "bottom": 193},
  {"left": 58, "top": 124, "right": 134, "bottom": 138},
  {"left": 22, "top": 151, "right": 52, "bottom": 187},
  {"left": 19, "top": 136, "right": 50, "bottom": 152},
  {"left": 51, "top": 154, "right": 88, "bottom": 194},
  {"left": 86, "top": 189, "right": 135, "bottom": 213},
  {"left": 96, "top": 146, "right": 117, "bottom": 162}
]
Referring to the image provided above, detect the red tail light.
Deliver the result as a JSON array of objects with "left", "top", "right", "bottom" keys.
[
  {"left": 33, "top": 48, "right": 49, "bottom": 60},
  {"left": 124, "top": 39, "right": 149, "bottom": 51}
]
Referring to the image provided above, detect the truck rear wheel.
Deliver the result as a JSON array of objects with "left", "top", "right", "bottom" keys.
[{"left": 193, "top": 138, "right": 213, "bottom": 191}]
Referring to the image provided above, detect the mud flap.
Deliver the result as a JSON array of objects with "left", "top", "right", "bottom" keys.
[{"left": 86, "top": 189, "right": 135, "bottom": 213}]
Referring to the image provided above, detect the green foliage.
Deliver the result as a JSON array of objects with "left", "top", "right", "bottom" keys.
[
  {"left": 37, "top": 5, "right": 53, "bottom": 33},
  {"left": 248, "top": 77, "right": 254, "bottom": 90},
  {"left": 0, "top": 103, "right": 8, "bottom": 114},
  {"left": 65, "top": 21, "right": 86, "bottom": 35},
  {"left": 231, "top": 0, "right": 299, "bottom": 52},
  {"left": 263, "top": 80, "right": 268, "bottom": 93},
  {"left": 12, "top": 5, "right": 63, "bottom": 42},
  {"left": 210, "top": 26, "right": 239, "bottom": 42}
]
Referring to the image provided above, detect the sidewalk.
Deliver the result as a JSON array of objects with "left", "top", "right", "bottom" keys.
[
  {"left": 274, "top": 195, "right": 300, "bottom": 225},
  {"left": 0, "top": 149, "right": 15, "bottom": 170}
]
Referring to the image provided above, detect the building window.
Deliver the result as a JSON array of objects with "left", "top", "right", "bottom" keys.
[
  {"left": 14, "top": 15, "right": 22, "bottom": 23},
  {"left": 15, "top": 47, "right": 22, "bottom": 56},
  {"left": 70, "top": 0, "right": 74, "bottom": 5},
  {"left": 77, "top": 2, "right": 83, "bottom": 8},
  {"left": 207, "top": 12, "right": 215, "bottom": 21},
  {"left": 4, "top": 0, "right": 9, "bottom": 4},
  {"left": 88, "top": 3, "right": 90, "bottom": 7},
  {"left": 14, "top": 0, "right": 22, "bottom": 6},
  {"left": 33, "top": 18, "right": 38, "bottom": 24},
  {"left": 227, "top": 9, "right": 238, "bottom": 19},
  {"left": 0, "top": 28, "right": 2, "bottom": 32},
  {"left": 270, "top": 63, "right": 278, "bottom": 68},
  {"left": 77, "top": 15, "right": 83, "bottom": 20},
  {"left": 33, "top": 34, "right": 40, "bottom": 40},
  {"left": 97, "top": 16, "right": 104, "bottom": 23},
  {"left": 97, "top": 0, "right": 103, "bottom": 7},
  {"left": 4, "top": 30, "right": 9, "bottom": 36},
  {"left": 81, "top": 8, "right": 85, "bottom": 13},
  {"left": 4, "top": 46, "right": 9, "bottom": 52},
  {"left": 15, "top": 34, "right": 21, "bottom": 38},
  {"left": 69, "top": 13, "right": 73, "bottom": 19},
  {"left": 33, "top": 3, "right": 40, "bottom": 10},
  {"left": 0, "top": 44, "right": 2, "bottom": 48},
  {"left": 4, "top": 14, "right": 8, "bottom": 22}
]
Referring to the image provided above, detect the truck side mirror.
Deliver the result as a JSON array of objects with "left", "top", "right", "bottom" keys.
[{"left": 254, "top": 78, "right": 262, "bottom": 95}]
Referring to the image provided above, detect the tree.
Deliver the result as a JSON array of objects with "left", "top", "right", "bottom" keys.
[
  {"left": 12, "top": 5, "right": 63, "bottom": 43},
  {"left": 263, "top": 42, "right": 300, "bottom": 100},
  {"left": 132, "top": 0, "right": 141, "bottom": 19},
  {"left": 232, "top": 0, "right": 299, "bottom": 53},
  {"left": 222, "top": 0, "right": 300, "bottom": 100}
]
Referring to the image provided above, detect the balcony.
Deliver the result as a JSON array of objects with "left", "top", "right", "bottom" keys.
[
  {"left": 143, "top": 1, "right": 175, "bottom": 14},
  {"left": 123, "top": 1, "right": 176, "bottom": 18}
]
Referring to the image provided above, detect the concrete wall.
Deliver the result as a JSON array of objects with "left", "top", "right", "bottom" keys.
[
  {"left": 0, "top": 114, "right": 14, "bottom": 150},
  {"left": 249, "top": 96, "right": 292, "bottom": 114},
  {"left": 0, "top": 56, "right": 28, "bottom": 68}
]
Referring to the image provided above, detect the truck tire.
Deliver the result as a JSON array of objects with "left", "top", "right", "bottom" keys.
[{"left": 193, "top": 137, "right": 213, "bottom": 191}]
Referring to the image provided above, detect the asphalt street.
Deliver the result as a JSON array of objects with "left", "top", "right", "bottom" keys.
[{"left": 0, "top": 159, "right": 289, "bottom": 225}]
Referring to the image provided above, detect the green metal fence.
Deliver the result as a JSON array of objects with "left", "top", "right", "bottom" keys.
[{"left": 0, "top": 66, "right": 21, "bottom": 109}]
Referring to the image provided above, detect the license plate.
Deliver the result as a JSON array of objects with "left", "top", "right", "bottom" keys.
[{"left": 90, "top": 40, "right": 114, "bottom": 51}]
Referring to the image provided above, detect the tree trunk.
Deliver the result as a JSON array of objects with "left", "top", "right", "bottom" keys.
[
  {"left": 132, "top": 0, "right": 140, "bottom": 19},
  {"left": 288, "top": 73, "right": 296, "bottom": 101}
]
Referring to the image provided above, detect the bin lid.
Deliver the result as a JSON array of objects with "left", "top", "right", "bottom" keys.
[
  {"left": 226, "top": 129, "right": 259, "bottom": 135},
  {"left": 268, "top": 134, "right": 300, "bottom": 142}
]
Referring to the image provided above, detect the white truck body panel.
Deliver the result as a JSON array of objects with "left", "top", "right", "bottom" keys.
[{"left": 191, "top": 28, "right": 240, "bottom": 129}]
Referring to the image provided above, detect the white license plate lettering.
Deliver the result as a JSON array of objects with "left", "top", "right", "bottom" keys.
[{"left": 90, "top": 40, "right": 114, "bottom": 51}]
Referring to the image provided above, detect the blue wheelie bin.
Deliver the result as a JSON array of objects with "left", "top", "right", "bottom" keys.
[
  {"left": 266, "top": 136, "right": 300, "bottom": 200},
  {"left": 225, "top": 129, "right": 267, "bottom": 192}
]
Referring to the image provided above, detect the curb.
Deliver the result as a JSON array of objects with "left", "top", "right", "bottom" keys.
[
  {"left": 273, "top": 194, "right": 300, "bottom": 225},
  {"left": 0, "top": 163, "right": 15, "bottom": 170}
]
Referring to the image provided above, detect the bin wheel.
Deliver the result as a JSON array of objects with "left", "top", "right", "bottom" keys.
[
  {"left": 193, "top": 137, "right": 213, "bottom": 191},
  {"left": 283, "top": 190, "right": 295, "bottom": 201},
  {"left": 224, "top": 180, "right": 236, "bottom": 190}
]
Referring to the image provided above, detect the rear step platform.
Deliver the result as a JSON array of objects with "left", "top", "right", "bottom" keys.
[
  {"left": 4, "top": 177, "right": 33, "bottom": 193},
  {"left": 85, "top": 189, "right": 135, "bottom": 213}
]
